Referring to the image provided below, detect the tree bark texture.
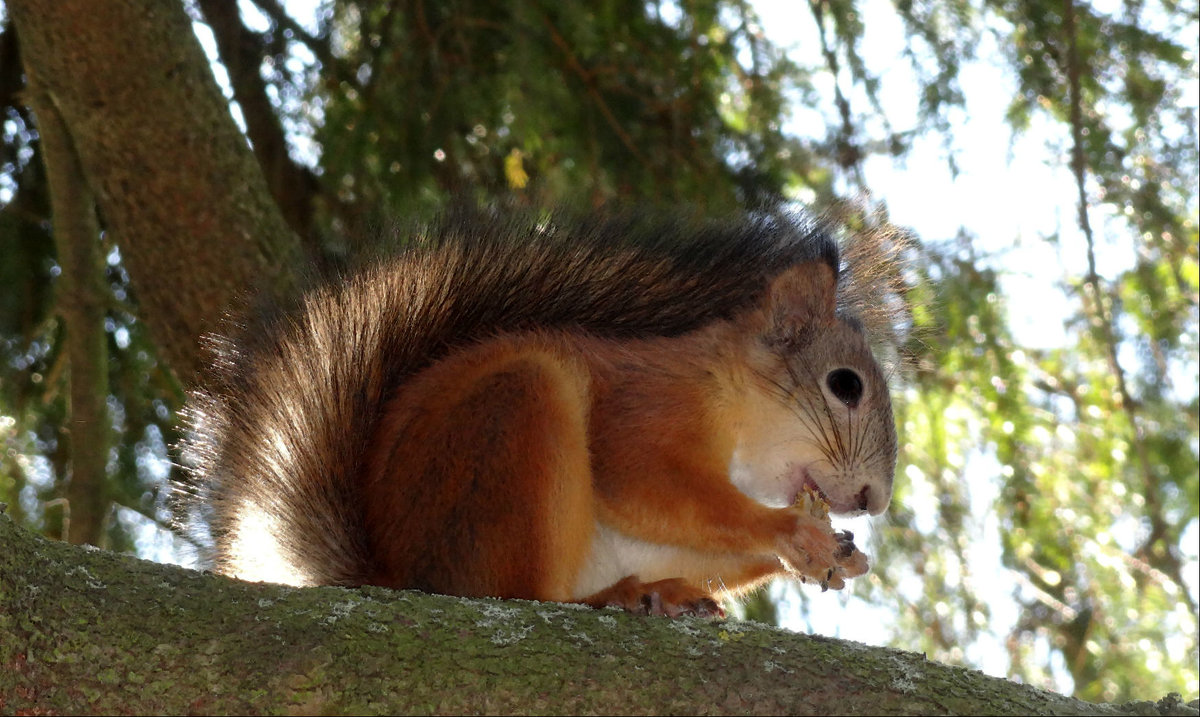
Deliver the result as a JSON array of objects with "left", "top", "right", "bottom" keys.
[
  {"left": 23, "top": 78, "right": 111, "bottom": 547},
  {"left": 195, "top": 0, "right": 321, "bottom": 255},
  {"left": 8, "top": 0, "right": 301, "bottom": 386},
  {"left": 1, "top": 514, "right": 1193, "bottom": 716}
]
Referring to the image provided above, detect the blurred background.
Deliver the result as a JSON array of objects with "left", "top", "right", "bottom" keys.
[{"left": 0, "top": 0, "right": 1195, "bottom": 702}]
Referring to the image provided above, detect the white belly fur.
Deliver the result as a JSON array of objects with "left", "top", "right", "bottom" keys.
[{"left": 570, "top": 522, "right": 764, "bottom": 599}]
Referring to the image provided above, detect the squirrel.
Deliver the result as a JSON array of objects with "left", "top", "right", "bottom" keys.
[{"left": 178, "top": 208, "right": 899, "bottom": 618}]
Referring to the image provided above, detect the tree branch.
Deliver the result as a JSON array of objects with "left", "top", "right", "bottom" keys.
[
  {"left": 542, "top": 14, "right": 657, "bottom": 177},
  {"left": 1, "top": 512, "right": 1185, "bottom": 715},
  {"left": 1060, "top": 0, "right": 1190, "bottom": 615},
  {"left": 249, "top": 0, "right": 336, "bottom": 71},
  {"left": 21, "top": 75, "right": 109, "bottom": 547},
  {"left": 808, "top": 0, "right": 865, "bottom": 186},
  {"left": 197, "top": 0, "right": 322, "bottom": 259}
]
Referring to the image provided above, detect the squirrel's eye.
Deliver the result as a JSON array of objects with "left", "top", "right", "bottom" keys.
[{"left": 826, "top": 368, "right": 863, "bottom": 408}]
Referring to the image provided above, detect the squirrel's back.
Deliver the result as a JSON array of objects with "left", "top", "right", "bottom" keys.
[{"left": 178, "top": 209, "right": 850, "bottom": 586}]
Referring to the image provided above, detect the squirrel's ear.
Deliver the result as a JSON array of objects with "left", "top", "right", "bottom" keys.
[{"left": 764, "top": 260, "right": 838, "bottom": 336}]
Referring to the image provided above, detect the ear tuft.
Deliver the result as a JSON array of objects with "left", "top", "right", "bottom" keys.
[{"left": 765, "top": 261, "right": 838, "bottom": 337}]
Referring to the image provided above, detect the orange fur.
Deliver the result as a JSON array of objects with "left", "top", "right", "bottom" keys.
[
  {"left": 358, "top": 259, "right": 890, "bottom": 612},
  {"left": 363, "top": 339, "right": 594, "bottom": 601}
]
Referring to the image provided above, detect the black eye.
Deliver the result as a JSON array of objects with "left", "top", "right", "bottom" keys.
[{"left": 826, "top": 368, "right": 863, "bottom": 408}]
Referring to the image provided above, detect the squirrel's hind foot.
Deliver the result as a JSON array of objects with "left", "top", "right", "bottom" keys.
[{"left": 582, "top": 575, "right": 725, "bottom": 619}]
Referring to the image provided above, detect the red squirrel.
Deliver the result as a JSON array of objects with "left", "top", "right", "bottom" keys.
[{"left": 179, "top": 209, "right": 899, "bottom": 617}]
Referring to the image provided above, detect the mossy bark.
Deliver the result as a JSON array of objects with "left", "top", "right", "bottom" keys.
[{"left": 1, "top": 513, "right": 1192, "bottom": 715}]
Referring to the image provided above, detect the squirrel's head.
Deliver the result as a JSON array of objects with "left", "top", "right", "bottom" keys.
[{"left": 729, "top": 260, "right": 898, "bottom": 517}]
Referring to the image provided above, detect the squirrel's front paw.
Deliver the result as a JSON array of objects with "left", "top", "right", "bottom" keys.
[
  {"left": 834, "top": 529, "right": 869, "bottom": 579},
  {"left": 777, "top": 487, "right": 869, "bottom": 591}
]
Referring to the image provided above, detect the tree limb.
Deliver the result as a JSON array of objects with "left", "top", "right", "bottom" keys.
[
  {"left": 1, "top": 513, "right": 1191, "bottom": 715},
  {"left": 197, "top": 0, "right": 322, "bottom": 259},
  {"left": 249, "top": 0, "right": 337, "bottom": 70},
  {"left": 21, "top": 76, "right": 109, "bottom": 547},
  {"left": 807, "top": 0, "right": 865, "bottom": 185},
  {"left": 542, "top": 14, "right": 657, "bottom": 177},
  {"left": 1060, "top": 0, "right": 1195, "bottom": 618}
]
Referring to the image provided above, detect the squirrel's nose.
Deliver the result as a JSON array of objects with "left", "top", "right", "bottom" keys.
[
  {"left": 856, "top": 485, "right": 871, "bottom": 512},
  {"left": 858, "top": 483, "right": 894, "bottom": 515}
]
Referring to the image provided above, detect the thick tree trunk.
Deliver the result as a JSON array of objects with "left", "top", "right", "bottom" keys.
[
  {"left": 0, "top": 514, "right": 1192, "bottom": 715},
  {"left": 8, "top": 0, "right": 301, "bottom": 385}
]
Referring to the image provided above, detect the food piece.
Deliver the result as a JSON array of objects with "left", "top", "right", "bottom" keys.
[
  {"left": 793, "top": 482, "right": 832, "bottom": 520},
  {"left": 787, "top": 484, "right": 869, "bottom": 591}
]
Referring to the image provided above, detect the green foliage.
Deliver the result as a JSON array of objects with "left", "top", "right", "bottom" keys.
[
  {"left": 1, "top": 0, "right": 1196, "bottom": 702},
  {"left": 311, "top": 0, "right": 829, "bottom": 241}
]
